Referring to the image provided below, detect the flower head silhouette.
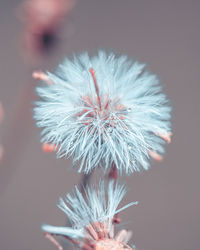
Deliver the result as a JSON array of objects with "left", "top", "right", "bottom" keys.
[
  {"left": 42, "top": 181, "right": 137, "bottom": 250},
  {"left": 19, "top": 0, "right": 75, "bottom": 56},
  {"left": 34, "top": 51, "right": 172, "bottom": 174}
]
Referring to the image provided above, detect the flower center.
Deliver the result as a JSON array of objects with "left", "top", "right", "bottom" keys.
[
  {"left": 77, "top": 68, "right": 127, "bottom": 128},
  {"left": 94, "top": 239, "right": 131, "bottom": 250}
]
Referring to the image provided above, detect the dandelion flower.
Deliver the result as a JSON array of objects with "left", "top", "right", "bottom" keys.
[
  {"left": 42, "top": 181, "right": 138, "bottom": 250},
  {"left": 34, "top": 51, "right": 172, "bottom": 174}
]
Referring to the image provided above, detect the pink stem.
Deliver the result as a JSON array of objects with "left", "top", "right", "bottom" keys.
[{"left": 89, "top": 68, "right": 101, "bottom": 110}]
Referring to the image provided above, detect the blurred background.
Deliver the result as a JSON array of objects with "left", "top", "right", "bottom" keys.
[{"left": 0, "top": 0, "right": 200, "bottom": 249}]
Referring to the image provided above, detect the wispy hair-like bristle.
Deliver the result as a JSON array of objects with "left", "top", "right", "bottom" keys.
[
  {"left": 34, "top": 51, "right": 171, "bottom": 174},
  {"left": 41, "top": 181, "right": 138, "bottom": 239}
]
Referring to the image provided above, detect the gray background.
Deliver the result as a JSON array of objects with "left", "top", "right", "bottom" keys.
[{"left": 0, "top": 0, "right": 200, "bottom": 249}]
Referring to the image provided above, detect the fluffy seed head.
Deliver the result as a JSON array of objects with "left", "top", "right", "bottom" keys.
[
  {"left": 42, "top": 181, "right": 137, "bottom": 249},
  {"left": 34, "top": 51, "right": 172, "bottom": 174}
]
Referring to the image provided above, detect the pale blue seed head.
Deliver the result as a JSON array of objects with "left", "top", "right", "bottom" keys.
[
  {"left": 34, "top": 51, "right": 172, "bottom": 174},
  {"left": 41, "top": 180, "right": 137, "bottom": 241}
]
